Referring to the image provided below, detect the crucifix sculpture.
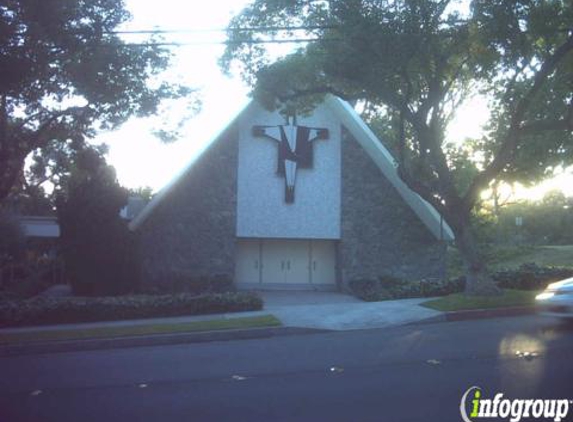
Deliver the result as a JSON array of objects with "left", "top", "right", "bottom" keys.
[{"left": 253, "top": 115, "right": 329, "bottom": 203}]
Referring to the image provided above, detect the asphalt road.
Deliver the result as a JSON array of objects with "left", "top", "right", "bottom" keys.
[{"left": 1, "top": 315, "right": 572, "bottom": 422}]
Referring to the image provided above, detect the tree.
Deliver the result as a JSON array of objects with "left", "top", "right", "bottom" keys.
[
  {"left": 129, "top": 186, "right": 154, "bottom": 202},
  {"left": 496, "top": 190, "right": 573, "bottom": 245},
  {"left": 4, "top": 140, "right": 110, "bottom": 215},
  {"left": 222, "top": 0, "right": 573, "bottom": 295},
  {"left": 57, "top": 148, "right": 138, "bottom": 296},
  {"left": 0, "top": 0, "right": 196, "bottom": 203},
  {"left": 4, "top": 183, "right": 54, "bottom": 216},
  {"left": 0, "top": 207, "right": 24, "bottom": 265}
]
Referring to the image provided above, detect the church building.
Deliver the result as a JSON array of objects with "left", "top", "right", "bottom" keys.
[{"left": 129, "top": 95, "right": 454, "bottom": 290}]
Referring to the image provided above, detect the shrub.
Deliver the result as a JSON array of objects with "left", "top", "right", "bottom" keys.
[
  {"left": 492, "top": 263, "right": 573, "bottom": 290},
  {"left": 349, "top": 264, "right": 573, "bottom": 302},
  {"left": 349, "top": 276, "right": 464, "bottom": 302},
  {"left": 0, "top": 292, "right": 263, "bottom": 328},
  {"left": 57, "top": 157, "right": 140, "bottom": 296},
  {"left": 0, "top": 209, "right": 24, "bottom": 263},
  {"left": 163, "top": 274, "right": 235, "bottom": 295},
  {"left": 0, "top": 258, "right": 66, "bottom": 300},
  {"left": 2, "top": 269, "right": 47, "bottom": 299},
  {"left": 420, "top": 277, "right": 465, "bottom": 297}
]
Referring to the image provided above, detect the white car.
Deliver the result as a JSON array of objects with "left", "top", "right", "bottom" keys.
[{"left": 536, "top": 278, "right": 573, "bottom": 320}]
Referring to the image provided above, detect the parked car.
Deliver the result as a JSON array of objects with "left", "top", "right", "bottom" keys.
[{"left": 536, "top": 278, "right": 573, "bottom": 320}]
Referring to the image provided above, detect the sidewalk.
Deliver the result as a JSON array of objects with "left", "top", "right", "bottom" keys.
[
  {"left": 260, "top": 291, "right": 442, "bottom": 330},
  {"left": 0, "top": 292, "right": 439, "bottom": 338},
  {"left": 0, "top": 291, "right": 539, "bottom": 356},
  {"left": 0, "top": 293, "right": 441, "bottom": 354}
]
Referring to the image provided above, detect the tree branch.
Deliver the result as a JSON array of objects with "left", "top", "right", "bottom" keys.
[
  {"left": 276, "top": 86, "right": 351, "bottom": 103},
  {"left": 500, "top": 58, "right": 532, "bottom": 110},
  {"left": 16, "top": 106, "right": 90, "bottom": 132},
  {"left": 464, "top": 33, "right": 573, "bottom": 209},
  {"left": 29, "top": 106, "right": 91, "bottom": 148},
  {"left": 518, "top": 117, "right": 573, "bottom": 134},
  {"left": 0, "top": 95, "right": 7, "bottom": 143},
  {"left": 397, "top": 163, "right": 449, "bottom": 220},
  {"left": 397, "top": 110, "right": 406, "bottom": 165}
]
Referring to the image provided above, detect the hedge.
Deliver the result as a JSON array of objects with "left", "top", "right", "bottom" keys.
[
  {"left": 492, "top": 263, "right": 573, "bottom": 291},
  {"left": 0, "top": 292, "right": 263, "bottom": 328},
  {"left": 349, "top": 276, "right": 464, "bottom": 302},
  {"left": 349, "top": 263, "right": 573, "bottom": 302}
]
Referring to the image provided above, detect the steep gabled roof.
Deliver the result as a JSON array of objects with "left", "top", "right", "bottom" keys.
[{"left": 130, "top": 95, "right": 455, "bottom": 241}]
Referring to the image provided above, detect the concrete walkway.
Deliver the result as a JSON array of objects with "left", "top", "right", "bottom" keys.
[
  {"left": 0, "top": 292, "right": 441, "bottom": 337},
  {"left": 260, "top": 291, "right": 441, "bottom": 330}
]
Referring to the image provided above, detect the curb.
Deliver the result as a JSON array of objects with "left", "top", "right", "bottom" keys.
[
  {"left": 410, "top": 306, "right": 538, "bottom": 325},
  {"left": 0, "top": 326, "right": 331, "bottom": 357},
  {"left": 407, "top": 314, "right": 447, "bottom": 325},
  {"left": 444, "top": 306, "right": 537, "bottom": 321}
]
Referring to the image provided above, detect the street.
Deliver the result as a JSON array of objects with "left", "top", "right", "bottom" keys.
[{"left": 1, "top": 315, "right": 572, "bottom": 422}]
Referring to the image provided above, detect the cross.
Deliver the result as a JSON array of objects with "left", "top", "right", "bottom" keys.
[{"left": 253, "top": 116, "right": 329, "bottom": 203}]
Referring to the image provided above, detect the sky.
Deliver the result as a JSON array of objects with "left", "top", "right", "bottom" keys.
[
  {"left": 98, "top": 0, "right": 252, "bottom": 191},
  {"left": 98, "top": 0, "right": 572, "bottom": 201}
]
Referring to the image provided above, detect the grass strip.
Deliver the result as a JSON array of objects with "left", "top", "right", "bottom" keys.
[
  {"left": 421, "top": 289, "right": 538, "bottom": 312},
  {"left": 0, "top": 315, "right": 281, "bottom": 345}
]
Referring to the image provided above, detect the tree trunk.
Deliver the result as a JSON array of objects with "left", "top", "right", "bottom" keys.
[
  {"left": 453, "top": 214, "right": 502, "bottom": 296},
  {"left": 0, "top": 94, "right": 23, "bottom": 204}
]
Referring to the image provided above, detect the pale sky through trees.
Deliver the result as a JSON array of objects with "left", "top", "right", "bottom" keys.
[{"left": 98, "top": 0, "right": 573, "bottom": 201}]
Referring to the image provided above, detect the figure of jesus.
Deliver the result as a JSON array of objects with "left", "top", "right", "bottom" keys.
[{"left": 253, "top": 116, "right": 328, "bottom": 203}]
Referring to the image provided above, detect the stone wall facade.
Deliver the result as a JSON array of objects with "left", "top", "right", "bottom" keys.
[
  {"left": 137, "top": 128, "right": 238, "bottom": 290},
  {"left": 136, "top": 115, "right": 448, "bottom": 291},
  {"left": 339, "top": 128, "right": 447, "bottom": 286}
]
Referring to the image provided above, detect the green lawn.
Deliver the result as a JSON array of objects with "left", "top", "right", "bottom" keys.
[
  {"left": 490, "top": 245, "right": 573, "bottom": 270},
  {"left": 0, "top": 315, "right": 282, "bottom": 345},
  {"left": 447, "top": 244, "right": 573, "bottom": 277},
  {"left": 421, "top": 289, "right": 538, "bottom": 312}
]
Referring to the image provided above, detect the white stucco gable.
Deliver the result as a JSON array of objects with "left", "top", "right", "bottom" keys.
[{"left": 236, "top": 101, "right": 341, "bottom": 239}]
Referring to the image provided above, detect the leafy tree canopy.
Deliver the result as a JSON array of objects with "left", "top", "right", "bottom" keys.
[{"left": 0, "top": 0, "right": 197, "bottom": 202}]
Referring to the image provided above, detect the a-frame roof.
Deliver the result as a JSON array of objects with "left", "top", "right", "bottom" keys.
[{"left": 129, "top": 95, "right": 455, "bottom": 241}]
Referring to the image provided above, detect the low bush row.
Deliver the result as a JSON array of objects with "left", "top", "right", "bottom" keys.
[
  {"left": 349, "top": 263, "right": 573, "bottom": 301},
  {"left": 0, "top": 262, "right": 65, "bottom": 300},
  {"left": 349, "top": 276, "right": 464, "bottom": 302},
  {"left": 492, "top": 263, "right": 573, "bottom": 290},
  {"left": 0, "top": 291, "right": 262, "bottom": 328}
]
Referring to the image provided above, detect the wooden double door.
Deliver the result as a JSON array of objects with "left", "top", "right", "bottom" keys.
[{"left": 235, "top": 239, "right": 336, "bottom": 286}]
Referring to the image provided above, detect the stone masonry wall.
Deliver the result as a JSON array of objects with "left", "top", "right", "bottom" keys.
[
  {"left": 339, "top": 127, "right": 447, "bottom": 285},
  {"left": 137, "top": 128, "right": 238, "bottom": 290}
]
